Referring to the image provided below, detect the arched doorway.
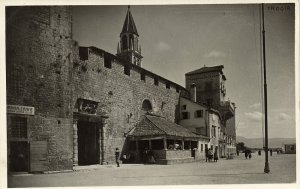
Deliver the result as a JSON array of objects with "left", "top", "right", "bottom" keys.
[{"left": 142, "top": 99, "right": 152, "bottom": 112}]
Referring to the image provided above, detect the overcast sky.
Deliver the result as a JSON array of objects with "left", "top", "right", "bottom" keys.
[{"left": 72, "top": 4, "right": 295, "bottom": 139}]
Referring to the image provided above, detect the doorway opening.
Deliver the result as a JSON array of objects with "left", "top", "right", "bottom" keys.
[
  {"left": 77, "top": 121, "right": 99, "bottom": 165},
  {"left": 9, "top": 141, "right": 29, "bottom": 172}
]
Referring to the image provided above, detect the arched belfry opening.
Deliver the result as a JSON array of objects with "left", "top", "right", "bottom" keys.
[
  {"left": 121, "top": 35, "right": 128, "bottom": 50},
  {"left": 142, "top": 99, "right": 152, "bottom": 112},
  {"left": 116, "top": 6, "right": 143, "bottom": 67}
]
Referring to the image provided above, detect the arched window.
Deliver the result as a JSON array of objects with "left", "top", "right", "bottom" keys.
[
  {"left": 121, "top": 35, "right": 128, "bottom": 50},
  {"left": 129, "top": 34, "right": 134, "bottom": 49},
  {"left": 142, "top": 99, "right": 152, "bottom": 111}
]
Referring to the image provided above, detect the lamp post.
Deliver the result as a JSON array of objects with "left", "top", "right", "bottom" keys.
[{"left": 261, "top": 3, "right": 270, "bottom": 173}]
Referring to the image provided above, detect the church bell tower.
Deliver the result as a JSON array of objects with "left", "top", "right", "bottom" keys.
[{"left": 117, "top": 6, "right": 143, "bottom": 67}]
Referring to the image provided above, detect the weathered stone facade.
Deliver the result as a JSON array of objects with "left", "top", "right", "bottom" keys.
[
  {"left": 6, "top": 6, "right": 237, "bottom": 172},
  {"left": 186, "top": 71, "right": 225, "bottom": 108},
  {"left": 7, "top": 6, "right": 74, "bottom": 171},
  {"left": 185, "top": 66, "right": 236, "bottom": 157},
  {"left": 6, "top": 6, "right": 186, "bottom": 171},
  {"left": 72, "top": 46, "right": 183, "bottom": 163}
]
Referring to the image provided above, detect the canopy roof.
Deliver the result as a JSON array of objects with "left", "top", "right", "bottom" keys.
[{"left": 128, "top": 114, "right": 208, "bottom": 139}]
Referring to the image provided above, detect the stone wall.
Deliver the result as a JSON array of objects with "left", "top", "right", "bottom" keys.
[
  {"left": 72, "top": 47, "right": 183, "bottom": 163},
  {"left": 185, "top": 72, "right": 223, "bottom": 108},
  {"left": 6, "top": 6, "right": 74, "bottom": 171}
]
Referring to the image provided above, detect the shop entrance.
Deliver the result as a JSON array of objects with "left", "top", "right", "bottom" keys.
[
  {"left": 77, "top": 121, "right": 99, "bottom": 165},
  {"left": 9, "top": 141, "right": 29, "bottom": 172}
]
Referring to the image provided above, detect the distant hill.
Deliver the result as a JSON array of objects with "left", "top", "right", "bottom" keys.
[{"left": 236, "top": 136, "right": 296, "bottom": 148}]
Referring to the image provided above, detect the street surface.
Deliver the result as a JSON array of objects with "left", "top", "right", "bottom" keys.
[{"left": 8, "top": 153, "right": 296, "bottom": 187}]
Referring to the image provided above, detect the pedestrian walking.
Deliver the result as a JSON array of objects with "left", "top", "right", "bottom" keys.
[
  {"left": 142, "top": 148, "right": 149, "bottom": 163},
  {"left": 115, "top": 148, "right": 120, "bottom": 167},
  {"left": 236, "top": 150, "right": 239, "bottom": 156},
  {"left": 205, "top": 148, "right": 209, "bottom": 162},
  {"left": 213, "top": 150, "right": 218, "bottom": 162},
  {"left": 245, "top": 150, "right": 248, "bottom": 159},
  {"left": 258, "top": 150, "right": 261, "bottom": 156},
  {"left": 248, "top": 151, "right": 252, "bottom": 160},
  {"left": 270, "top": 149, "right": 273, "bottom": 156},
  {"left": 208, "top": 148, "right": 213, "bottom": 162}
]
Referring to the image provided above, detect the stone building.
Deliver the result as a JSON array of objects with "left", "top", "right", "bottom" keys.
[
  {"left": 185, "top": 65, "right": 237, "bottom": 157},
  {"left": 179, "top": 96, "right": 222, "bottom": 158},
  {"left": 6, "top": 6, "right": 236, "bottom": 172}
]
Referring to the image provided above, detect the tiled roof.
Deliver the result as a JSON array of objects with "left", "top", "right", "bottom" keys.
[
  {"left": 185, "top": 65, "right": 224, "bottom": 76},
  {"left": 128, "top": 114, "right": 201, "bottom": 138},
  {"left": 121, "top": 6, "right": 139, "bottom": 36}
]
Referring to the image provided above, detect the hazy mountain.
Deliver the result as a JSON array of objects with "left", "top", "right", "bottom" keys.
[{"left": 236, "top": 136, "right": 296, "bottom": 148}]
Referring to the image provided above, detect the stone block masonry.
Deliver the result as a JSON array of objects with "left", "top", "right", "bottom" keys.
[
  {"left": 72, "top": 47, "right": 184, "bottom": 163},
  {"left": 6, "top": 6, "right": 188, "bottom": 170},
  {"left": 7, "top": 6, "right": 74, "bottom": 171}
]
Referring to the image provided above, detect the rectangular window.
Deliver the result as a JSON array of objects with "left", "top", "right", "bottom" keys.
[
  {"left": 154, "top": 78, "right": 159, "bottom": 86},
  {"left": 201, "top": 144, "right": 203, "bottom": 152},
  {"left": 141, "top": 72, "right": 145, "bottom": 81},
  {"left": 124, "top": 65, "right": 130, "bottom": 76},
  {"left": 182, "top": 105, "right": 187, "bottom": 110},
  {"left": 79, "top": 47, "right": 89, "bottom": 60},
  {"left": 195, "top": 110, "right": 203, "bottom": 118},
  {"left": 104, "top": 54, "right": 112, "bottom": 68},
  {"left": 10, "top": 117, "right": 27, "bottom": 138},
  {"left": 166, "top": 83, "right": 170, "bottom": 89},
  {"left": 182, "top": 112, "right": 189, "bottom": 119},
  {"left": 211, "top": 126, "right": 216, "bottom": 137}
]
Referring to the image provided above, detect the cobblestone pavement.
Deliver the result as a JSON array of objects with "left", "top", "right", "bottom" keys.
[{"left": 7, "top": 153, "right": 296, "bottom": 187}]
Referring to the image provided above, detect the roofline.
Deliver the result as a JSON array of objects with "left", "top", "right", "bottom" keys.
[
  {"left": 144, "top": 115, "right": 168, "bottom": 135},
  {"left": 180, "top": 96, "right": 222, "bottom": 118},
  {"left": 185, "top": 65, "right": 224, "bottom": 76},
  {"left": 84, "top": 46, "right": 188, "bottom": 92}
]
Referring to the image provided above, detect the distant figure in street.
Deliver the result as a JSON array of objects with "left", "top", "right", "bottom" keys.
[
  {"left": 248, "top": 151, "right": 252, "bottom": 160},
  {"left": 277, "top": 149, "right": 279, "bottom": 155},
  {"left": 258, "top": 150, "right": 261, "bottom": 156},
  {"left": 142, "top": 148, "right": 149, "bottom": 163},
  {"left": 213, "top": 150, "right": 218, "bottom": 162},
  {"left": 208, "top": 149, "right": 213, "bottom": 162},
  {"left": 205, "top": 148, "right": 209, "bottom": 162},
  {"left": 115, "top": 148, "right": 120, "bottom": 167},
  {"left": 245, "top": 150, "right": 248, "bottom": 159},
  {"left": 270, "top": 149, "right": 273, "bottom": 156},
  {"left": 236, "top": 150, "right": 239, "bottom": 156}
]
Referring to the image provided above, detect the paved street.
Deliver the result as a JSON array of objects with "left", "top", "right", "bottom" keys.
[{"left": 8, "top": 153, "right": 296, "bottom": 187}]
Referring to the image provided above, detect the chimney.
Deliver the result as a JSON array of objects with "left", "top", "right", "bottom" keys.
[{"left": 190, "top": 83, "right": 197, "bottom": 102}]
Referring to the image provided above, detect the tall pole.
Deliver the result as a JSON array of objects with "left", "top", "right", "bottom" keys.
[{"left": 261, "top": 3, "right": 270, "bottom": 173}]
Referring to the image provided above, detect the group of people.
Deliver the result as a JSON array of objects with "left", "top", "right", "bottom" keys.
[
  {"left": 205, "top": 148, "right": 218, "bottom": 162},
  {"left": 142, "top": 148, "right": 156, "bottom": 164}
]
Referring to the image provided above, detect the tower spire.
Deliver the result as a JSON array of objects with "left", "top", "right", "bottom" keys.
[{"left": 117, "top": 6, "right": 143, "bottom": 67}]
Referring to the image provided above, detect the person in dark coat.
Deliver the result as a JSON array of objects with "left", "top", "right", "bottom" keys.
[
  {"left": 213, "top": 150, "right": 218, "bottom": 162},
  {"left": 115, "top": 148, "right": 120, "bottom": 167},
  {"left": 205, "top": 148, "right": 209, "bottom": 162},
  {"left": 258, "top": 150, "right": 261, "bottom": 156},
  {"left": 248, "top": 151, "right": 252, "bottom": 160},
  {"left": 245, "top": 150, "right": 248, "bottom": 159},
  {"left": 270, "top": 149, "right": 273, "bottom": 156}
]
